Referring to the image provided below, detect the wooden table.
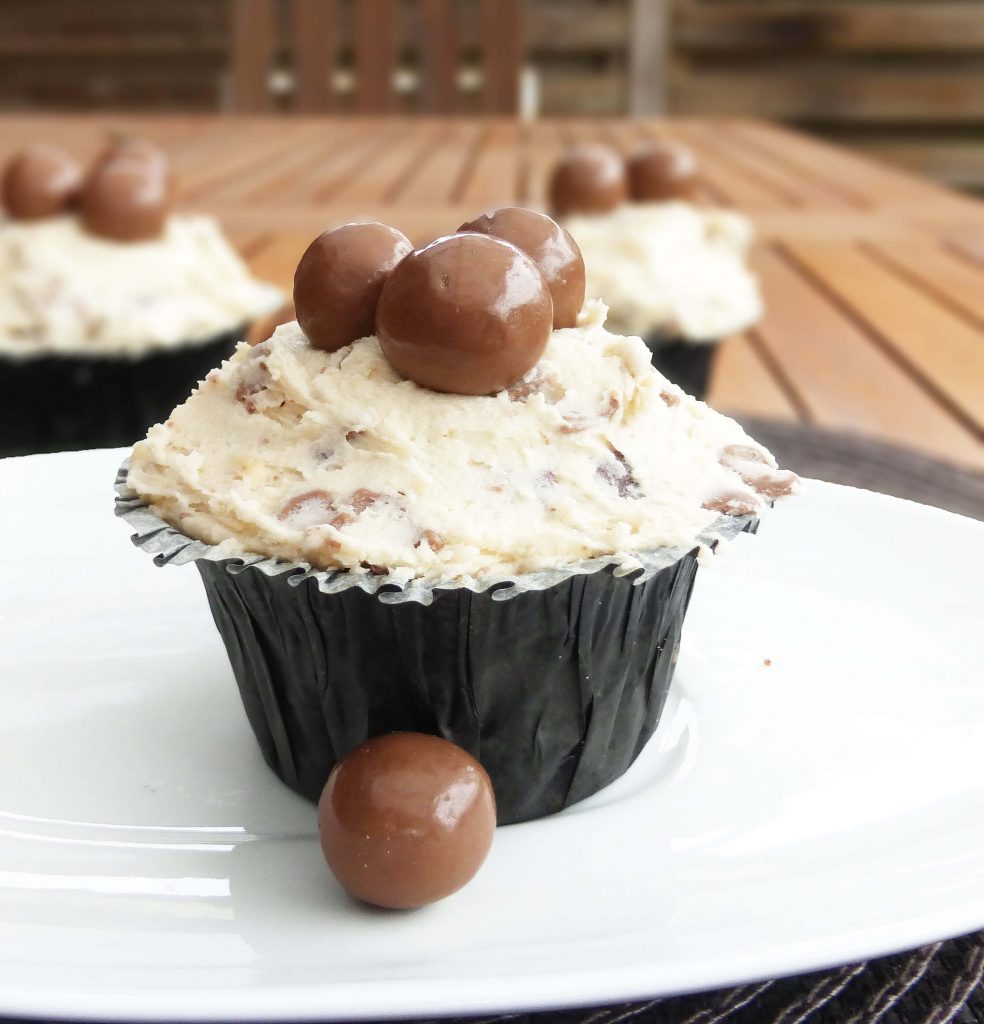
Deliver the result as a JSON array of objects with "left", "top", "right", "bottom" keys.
[{"left": 3, "top": 115, "right": 983, "bottom": 470}]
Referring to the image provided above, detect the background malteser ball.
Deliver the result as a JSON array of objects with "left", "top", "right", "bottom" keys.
[
  {"left": 293, "top": 222, "right": 413, "bottom": 352},
  {"left": 375, "top": 233, "right": 553, "bottom": 396},
  {"left": 458, "top": 207, "right": 586, "bottom": 329},
  {"left": 95, "top": 138, "right": 175, "bottom": 197},
  {"left": 2, "top": 144, "right": 83, "bottom": 220},
  {"left": 627, "top": 140, "right": 699, "bottom": 202},
  {"left": 80, "top": 154, "right": 172, "bottom": 242},
  {"left": 548, "top": 144, "right": 628, "bottom": 217},
  {"left": 318, "top": 732, "right": 497, "bottom": 910}
]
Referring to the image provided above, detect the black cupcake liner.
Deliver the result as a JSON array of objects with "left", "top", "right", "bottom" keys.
[
  {"left": 196, "top": 551, "right": 699, "bottom": 825},
  {"left": 0, "top": 330, "right": 240, "bottom": 458},
  {"left": 115, "top": 463, "right": 759, "bottom": 825},
  {"left": 644, "top": 335, "right": 718, "bottom": 400}
]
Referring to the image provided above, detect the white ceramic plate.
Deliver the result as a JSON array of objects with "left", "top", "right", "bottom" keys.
[{"left": 1, "top": 448, "right": 983, "bottom": 1022}]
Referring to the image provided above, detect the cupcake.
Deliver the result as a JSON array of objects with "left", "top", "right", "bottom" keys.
[
  {"left": 0, "top": 139, "right": 283, "bottom": 457},
  {"left": 116, "top": 212, "right": 796, "bottom": 825},
  {"left": 550, "top": 141, "right": 762, "bottom": 398}
]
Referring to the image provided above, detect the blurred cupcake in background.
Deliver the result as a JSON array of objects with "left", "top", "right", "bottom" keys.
[
  {"left": 550, "top": 141, "right": 761, "bottom": 399},
  {"left": 0, "top": 137, "right": 283, "bottom": 457}
]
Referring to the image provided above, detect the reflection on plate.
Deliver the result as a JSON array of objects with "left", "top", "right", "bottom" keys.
[{"left": 1, "top": 449, "right": 983, "bottom": 1022}]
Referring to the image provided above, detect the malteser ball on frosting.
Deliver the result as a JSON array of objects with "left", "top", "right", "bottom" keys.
[
  {"left": 376, "top": 233, "right": 553, "bottom": 395},
  {"left": 2, "top": 144, "right": 82, "bottom": 220},
  {"left": 549, "top": 144, "right": 628, "bottom": 217},
  {"left": 458, "top": 207, "right": 585, "bottom": 329},
  {"left": 80, "top": 145, "right": 172, "bottom": 242},
  {"left": 294, "top": 222, "right": 413, "bottom": 353},
  {"left": 627, "top": 140, "right": 698, "bottom": 202}
]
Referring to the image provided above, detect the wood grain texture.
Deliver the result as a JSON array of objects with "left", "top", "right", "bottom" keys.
[
  {"left": 291, "top": 0, "right": 336, "bottom": 113},
  {"left": 418, "top": 0, "right": 459, "bottom": 114},
  {"left": 784, "top": 240, "right": 984, "bottom": 437},
  {"left": 1, "top": 113, "right": 981, "bottom": 468},
  {"left": 229, "top": 0, "right": 276, "bottom": 113},
  {"left": 354, "top": 0, "right": 396, "bottom": 114},
  {"left": 479, "top": 0, "right": 522, "bottom": 114},
  {"left": 675, "top": 2, "right": 984, "bottom": 54}
]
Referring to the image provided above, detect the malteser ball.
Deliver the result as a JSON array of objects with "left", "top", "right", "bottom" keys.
[
  {"left": 294, "top": 222, "right": 413, "bottom": 352},
  {"left": 548, "top": 144, "right": 628, "bottom": 217},
  {"left": 318, "top": 733, "right": 497, "bottom": 910},
  {"left": 626, "top": 140, "right": 698, "bottom": 202},
  {"left": 458, "top": 207, "right": 585, "bottom": 328},
  {"left": 2, "top": 144, "right": 83, "bottom": 220},
  {"left": 80, "top": 153, "right": 171, "bottom": 242},
  {"left": 375, "top": 233, "right": 553, "bottom": 396}
]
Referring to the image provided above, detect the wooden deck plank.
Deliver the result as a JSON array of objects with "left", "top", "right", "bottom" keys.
[
  {"left": 521, "top": 120, "right": 566, "bottom": 208},
  {"left": 196, "top": 128, "right": 340, "bottom": 205},
  {"left": 396, "top": 123, "right": 483, "bottom": 205},
  {"left": 287, "top": 127, "right": 399, "bottom": 204},
  {"left": 331, "top": 122, "right": 450, "bottom": 204},
  {"left": 680, "top": 122, "right": 860, "bottom": 212},
  {"left": 670, "top": 123, "right": 803, "bottom": 212},
  {"left": 456, "top": 121, "right": 523, "bottom": 207},
  {"left": 178, "top": 125, "right": 305, "bottom": 202},
  {"left": 706, "top": 333, "right": 802, "bottom": 422},
  {"left": 782, "top": 240, "right": 984, "bottom": 438},
  {"left": 862, "top": 241, "right": 984, "bottom": 329},
  {"left": 750, "top": 246, "right": 984, "bottom": 468},
  {"left": 727, "top": 119, "right": 942, "bottom": 207}
]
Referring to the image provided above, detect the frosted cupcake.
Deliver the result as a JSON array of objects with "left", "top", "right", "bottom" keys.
[
  {"left": 117, "top": 211, "right": 796, "bottom": 824},
  {"left": 551, "top": 142, "right": 761, "bottom": 398},
  {"left": 0, "top": 140, "right": 282, "bottom": 456}
]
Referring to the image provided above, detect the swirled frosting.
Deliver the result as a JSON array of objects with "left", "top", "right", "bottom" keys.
[{"left": 128, "top": 300, "right": 796, "bottom": 584}]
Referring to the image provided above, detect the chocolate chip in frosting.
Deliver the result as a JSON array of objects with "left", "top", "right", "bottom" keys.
[
  {"left": 376, "top": 233, "right": 553, "bottom": 396},
  {"left": 278, "top": 490, "right": 338, "bottom": 526},
  {"left": 458, "top": 208, "right": 585, "bottom": 329},
  {"left": 720, "top": 444, "right": 770, "bottom": 467},
  {"left": 2, "top": 144, "right": 83, "bottom": 220},
  {"left": 294, "top": 222, "right": 413, "bottom": 353},
  {"left": 548, "top": 144, "right": 628, "bottom": 217},
  {"left": 626, "top": 140, "right": 698, "bottom": 202},
  {"left": 347, "top": 488, "right": 382, "bottom": 513},
  {"left": 739, "top": 470, "right": 798, "bottom": 499},
  {"left": 702, "top": 491, "right": 759, "bottom": 517},
  {"left": 416, "top": 529, "right": 445, "bottom": 552},
  {"left": 598, "top": 446, "right": 642, "bottom": 498}
]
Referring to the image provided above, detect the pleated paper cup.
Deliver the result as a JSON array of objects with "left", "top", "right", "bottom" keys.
[{"left": 116, "top": 461, "right": 758, "bottom": 825}]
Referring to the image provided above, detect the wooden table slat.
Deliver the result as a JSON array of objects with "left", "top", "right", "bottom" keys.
[
  {"left": 861, "top": 241, "right": 984, "bottom": 330},
  {"left": 706, "top": 333, "right": 802, "bottom": 423},
  {"left": 752, "top": 246, "right": 984, "bottom": 468},
  {"left": 1, "top": 114, "right": 981, "bottom": 471},
  {"left": 784, "top": 240, "right": 984, "bottom": 437}
]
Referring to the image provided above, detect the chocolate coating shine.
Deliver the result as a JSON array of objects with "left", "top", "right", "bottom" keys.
[
  {"left": 318, "top": 733, "right": 496, "bottom": 910},
  {"left": 80, "top": 152, "right": 171, "bottom": 242},
  {"left": 548, "top": 144, "right": 628, "bottom": 217},
  {"left": 294, "top": 222, "right": 413, "bottom": 352},
  {"left": 376, "top": 233, "right": 553, "bottom": 395},
  {"left": 626, "top": 141, "right": 698, "bottom": 202},
  {"left": 458, "top": 207, "right": 585, "bottom": 329},
  {"left": 2, "top": 144, "right": 82, "bottom": 220}
]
